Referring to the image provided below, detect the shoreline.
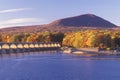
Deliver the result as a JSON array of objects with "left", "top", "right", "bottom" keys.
[{"left": 63, "top": 47, "right": 120, "bottom": 56}]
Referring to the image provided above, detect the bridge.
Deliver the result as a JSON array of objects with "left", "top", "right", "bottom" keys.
[{"left": 0, "top": 42, "right": 61, "bottom": 54}]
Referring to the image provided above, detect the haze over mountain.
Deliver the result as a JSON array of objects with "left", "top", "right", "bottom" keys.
[{"left": 48, "top": 14, "right": 117, "bottom": 28}]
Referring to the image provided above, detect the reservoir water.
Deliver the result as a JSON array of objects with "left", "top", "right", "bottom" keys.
[{"left": 0, "top": 52, "right": 120, "bottom": 80}]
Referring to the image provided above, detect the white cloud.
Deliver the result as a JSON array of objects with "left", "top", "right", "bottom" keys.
[
  {"left": 0, "top": 18, "right": 44, "bottom": 28},
  {"left": 0, "top": 8, "right": 31, "bottom": 14},
  {"left": 0, "top": 18, "right": 40, "bottom": 24}
]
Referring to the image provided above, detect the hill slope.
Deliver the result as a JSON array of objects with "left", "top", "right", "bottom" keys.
[
  {"left": 48, "top": 14, "right": 117, "bottom": 28},
  {"left": 0, "top": 14, "right": 118, "bottom": 34}
]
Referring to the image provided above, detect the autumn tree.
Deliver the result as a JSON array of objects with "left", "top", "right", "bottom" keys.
[{"left": 50, "top": 32, "right": 64, "bottom": 45}]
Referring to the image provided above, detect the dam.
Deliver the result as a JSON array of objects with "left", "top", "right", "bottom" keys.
[{"left": 0, "top": 42, "right": 61, "bottom": 54}]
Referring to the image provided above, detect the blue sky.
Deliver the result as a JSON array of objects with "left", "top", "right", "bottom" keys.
[{"left": 0, "top": 0, "right": 120, "bottom": 28}]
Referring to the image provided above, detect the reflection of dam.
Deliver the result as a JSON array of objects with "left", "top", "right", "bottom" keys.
[{"left": 0, "top": 42, "right": 61, "bottom": 54}]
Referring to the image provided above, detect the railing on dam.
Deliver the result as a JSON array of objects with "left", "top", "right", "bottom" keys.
[{"left": 0, "top": 42, "right": 61, "bottom": 54}]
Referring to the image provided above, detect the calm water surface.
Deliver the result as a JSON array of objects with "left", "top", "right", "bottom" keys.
[{"left": 0, "top": 52, "right": 120, "bottom": 80}]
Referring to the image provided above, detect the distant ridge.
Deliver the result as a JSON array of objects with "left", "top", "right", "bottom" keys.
[
  {"left": 0, "top": 14, "right": 118, "bottom": 33},
  {"left": 48, "top": 14, "right": 117, "bottom": 28}
]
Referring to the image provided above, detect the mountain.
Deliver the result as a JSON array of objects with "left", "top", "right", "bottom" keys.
[
  {"left": 0, "top": 14, "right": 118, "bottom": 34},
  {"left": 47, "top": 14, "right": 117, "bottom": 28}
]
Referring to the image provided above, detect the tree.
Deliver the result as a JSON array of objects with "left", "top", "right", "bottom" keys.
[
  {"left": 50, "top": 32, "right": 64, "bottom": 44},
  {"left": 86, "top": 34, "right": 98, "bottom": 47},
  {"left": 103, "top": 34, "right": 112, "bottom": 47}
]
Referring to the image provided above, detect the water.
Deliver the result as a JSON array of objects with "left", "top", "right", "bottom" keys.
[{"left": 0, "top": 52, "right": 120, "bottom": 80}]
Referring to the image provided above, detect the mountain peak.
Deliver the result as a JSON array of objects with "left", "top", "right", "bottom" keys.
[
  {"left": 80, "top": 14, "right": 96, "bottom": 17},
  {"left": 48, "top": 14, "right": 117, "bottom": 28}
]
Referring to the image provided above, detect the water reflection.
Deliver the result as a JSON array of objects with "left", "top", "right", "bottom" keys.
[{"left": 0, "top": 51, "right": 59, "bottom": 58}]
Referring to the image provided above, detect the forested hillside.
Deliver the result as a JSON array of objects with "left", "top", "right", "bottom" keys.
[
  {"left": 0, "top": 13, "right": 120, "bottom": 49},
  {"left": 0, "top": 31, "right": 64, "bottom": 44},
  {"left": 0, "top": 29, "right": 120, "bottom": 49},
  {"left": 62, "top": 30, "right": 120, "bottom": 48}
]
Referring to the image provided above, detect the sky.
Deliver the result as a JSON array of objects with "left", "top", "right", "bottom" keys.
[{"left": 0, "top": 0, "right": 120, "bottom": 28}]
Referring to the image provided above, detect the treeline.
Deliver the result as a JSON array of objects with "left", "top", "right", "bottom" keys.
[
  {"left": 1, "top": 30, "right": 120, "bottom": 48},
  {"left": 62, "top": 30, "right": 120, "bottom": 48},
  {"left": 0, "top": 31, "right": 64, "bottom": 44}
]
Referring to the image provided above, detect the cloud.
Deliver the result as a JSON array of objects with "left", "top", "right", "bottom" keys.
[
  {"left": 0, "top": 18, "right": 44, "bottom": 28},
  {"left": 0, "top": 8, "right": 31, "bottom": 14},
  {"left": 0, "top": 18, "right": 40, "bottom": 24}
]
